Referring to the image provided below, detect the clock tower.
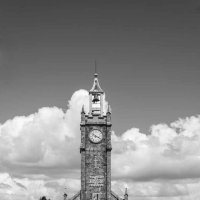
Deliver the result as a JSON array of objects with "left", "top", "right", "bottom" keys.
[
  {"left": 68, "top": 72, "right": 128, "bottom": 200},
  {"left": 80, "top": 72, "right": 112, "bottom": 200}
]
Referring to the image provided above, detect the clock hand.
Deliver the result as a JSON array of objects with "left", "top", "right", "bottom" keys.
[{"left": 94, "top": 135, "right": 101, "bottom": 139}]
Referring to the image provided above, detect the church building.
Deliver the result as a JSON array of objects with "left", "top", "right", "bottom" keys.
[{"left": 69, "top": 73, "right": 128, "bottom": 200}]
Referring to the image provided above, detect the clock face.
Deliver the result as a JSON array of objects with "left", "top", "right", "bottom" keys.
[{"left": 89, "top": 129, "right": 103, "bottom": 143}]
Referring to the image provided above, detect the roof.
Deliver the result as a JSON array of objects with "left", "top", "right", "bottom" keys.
[
  {"left": 111, "top": 191, "right": 123, "bottom": 200},
  {"left": 68, "top": 191, "right": 80, "bottom": 200},
  {"left": 89, "top": 73, "right": 104, "bottom": 94}
]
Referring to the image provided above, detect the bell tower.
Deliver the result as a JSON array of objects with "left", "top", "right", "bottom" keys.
[
  {"left": 68, "top": 71, "right": 128, "bottom": 200},
  {"left": 89, "top": 72, "right": 104, "bottom": 116},
  {"left": 80, "top": 72, "right": 112, "bottom": 200}
]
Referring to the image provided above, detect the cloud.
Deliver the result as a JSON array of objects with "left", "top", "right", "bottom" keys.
[
  {"left": 0, "top": 173, "right": 69, "bottom": 200},
  {"left": 111, "top": 115, "right": 200, "bottom": 182},
  {"left": 112, "top": 179, "right": 190, "bottom": 199},
  {"left": 0, "top": 89, "right": 200, "bottom": 199},
  {"left": 0, "top": 89, "right": 89, "bottom": 179}
]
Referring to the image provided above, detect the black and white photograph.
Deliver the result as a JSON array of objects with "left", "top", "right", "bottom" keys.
[{"left": 0, "top": 1, "right": 200, "bottom": 200}]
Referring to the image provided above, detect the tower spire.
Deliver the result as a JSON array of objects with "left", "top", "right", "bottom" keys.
[
  {"left": 90, "top": 68, "right": 103, "bottom": 93},
  {"left": 95, "top": 60, "right": 97, "bottom": 76},
  {"left": 89, "top": 67, "right": 104, "bottom": 115}
]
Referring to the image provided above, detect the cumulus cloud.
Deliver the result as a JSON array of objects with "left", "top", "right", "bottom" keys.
[
  {"left": 0, "top": 90, "right": 89, "bottom": 178},
  {"left": 112, "top": 116, "right": 200, "bottom": 182},
  {"left": 0, "top": 172, "right": 81, "bottom": 200},
  {"left": 0, "top": 89, "right": 200, "bottom": 199}
]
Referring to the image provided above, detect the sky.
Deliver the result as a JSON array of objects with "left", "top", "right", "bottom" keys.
[{"left": 0, "top": 0, "right": 200, "bottom": 200}]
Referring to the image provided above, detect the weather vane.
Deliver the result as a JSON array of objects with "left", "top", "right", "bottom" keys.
[{"left": 95, "top": 60, "right": 97, "bottom": 75}]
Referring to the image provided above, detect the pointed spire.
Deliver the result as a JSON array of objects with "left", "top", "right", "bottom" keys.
[
  {"left": 90, "top": 72, "right": 103, "bottom": 93},
  {"left": 81, "top": 105, "right": 85, "bottom": 114}
]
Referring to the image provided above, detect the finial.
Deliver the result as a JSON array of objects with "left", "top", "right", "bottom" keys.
[
  {"left": 81, "top": 105, "right": 85, "bottom": 114},
  {"left": 125, "top": 188, "right": 128, "bottom": 195},
  {"left": 124, "top": 188, "right": 128, "bottom": 200},
  {"left": 107, "top": 104, "right": 111, "bottom": 113},
  {"left": 94, "top": 60, "right": 98, "bottom": 77}
]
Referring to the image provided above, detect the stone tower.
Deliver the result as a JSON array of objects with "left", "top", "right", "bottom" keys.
[
  {"left": 80, "top": 72, "right": 112, "bottom": 200},
  {"left": 68, "top": 73, "right": 128, "bottom": 200}
]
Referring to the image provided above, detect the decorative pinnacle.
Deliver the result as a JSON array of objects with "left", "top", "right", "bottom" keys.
[
  {"left": 125, "top": 188, "right": 128, "bottom": 196},
  {"left": 81, "top": 105, "right": 85, "bottom": 114},
  {"left": 107, "top": 104, "right": 111, "bottom": 113}
]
